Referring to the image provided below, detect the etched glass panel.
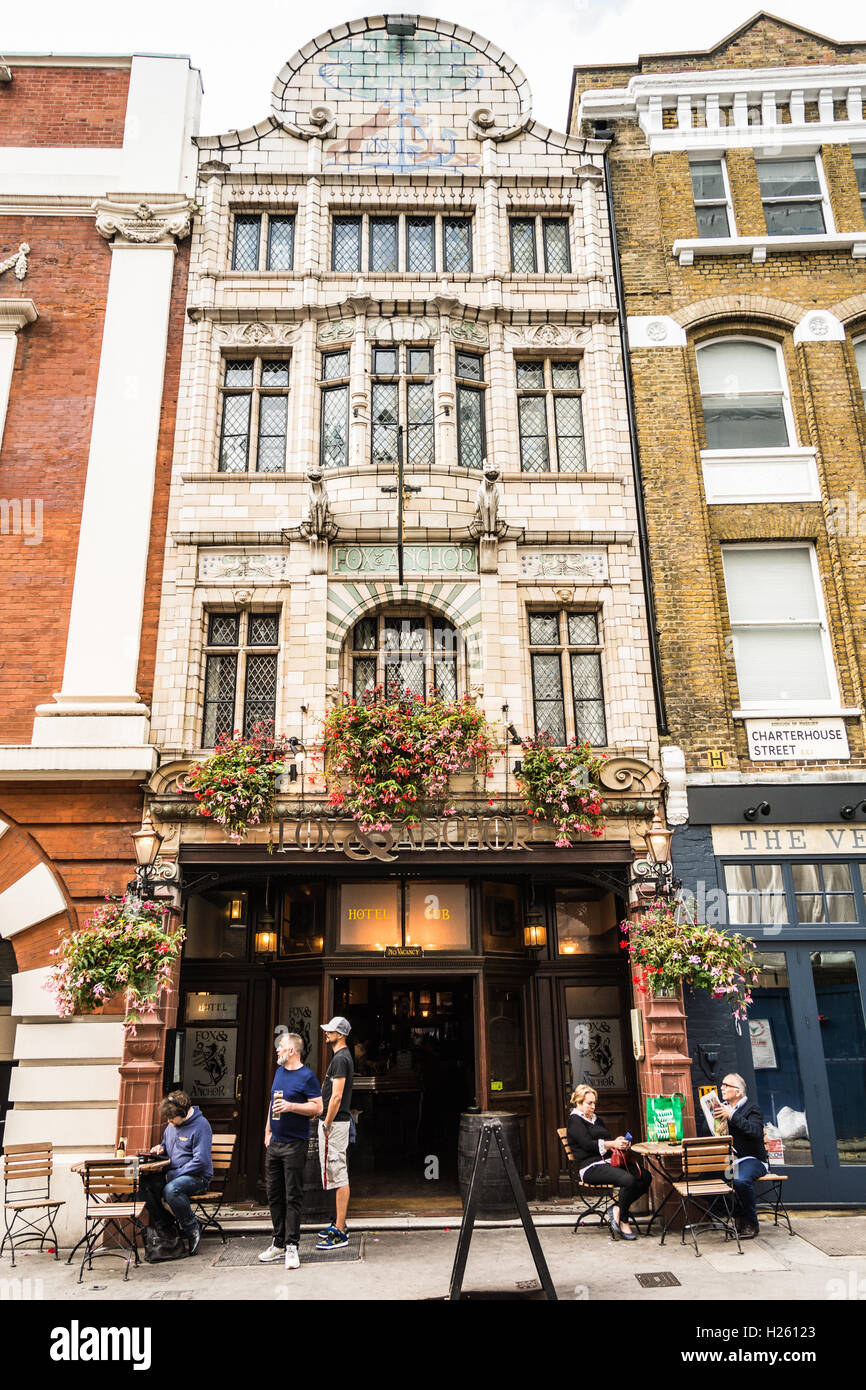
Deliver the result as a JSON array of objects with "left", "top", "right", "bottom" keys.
[
  {"left": 529, "top": 612, "right": 559, "bottom": 646},
  {"left": 369, "top": 217, "right": 399, "bottom": 272},
  {"left": 256, "top": 395, "right": 287, "bottom": 473},
  {"left": 267, "top": 216, "right": 294, "bottom": 272},
  {"left": 208, "top": 614, "right": 239, "bottom": 646},
  {"left": 554, "top": 395, "right": 586, "bottom": 472},
  {"left": 407, "top": 348, "right": 432, "bottom": 375},
  {"left": 219, "top": 393, "right": 251, "bottom": 473},
  {"left": 406, "top": 217, "right": 435, "bottom": 273},
  {"left": 203, "top": 653, "right": 237, "bottom": 747},
  {"left": 322, "top": 350, "right": 349, "bottom": 381},
  {"left": 248, "top": 613, "right": 279, "bottom": 646},
  {"left": 542, "top": 220, "right": 571, "bottom": 273},
  {"left": 372, "top": 381, "right": 399, "bottom": 462},
  {"left": 568, "top": 613, "right": 598, "bottom": 645},
  {"left": 518, "top": 396, "right": 550, "bottom": 473},
  {"left": 232, "top": 215, "right": 260, "bottom": 272},
  {"left": 509, "top": 218, "right": 537, "bottom": 273},
  {"left": 532, "top": 653, "right": 566, "bottom": 745},
  {"left": 321, "top": 384, "right": 348, "bottom": 469},
  {"left": 456, "top": 385, "right": 484, "bottom": 469},
  {"left": 332, "top": 217, "right": 361, "bottom": 272},
  {"left": 407, "top": 381, "right": 434, "bottom": 464},
  {"left": 243, "top": 653, "right": 277, "bottom": 735},
  {"left": 372, "top": 347, "right": 398, "bottom": 375},
  {"left": 443, "top": 217, "right": 472, "bottom": 273}
]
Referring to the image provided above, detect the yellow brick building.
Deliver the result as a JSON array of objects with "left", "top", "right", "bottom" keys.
[{"left": 575, "top": 13, "right": 866, "bottom": 1203}]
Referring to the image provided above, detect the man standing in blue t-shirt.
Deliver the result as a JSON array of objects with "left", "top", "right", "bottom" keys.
[{"left": 258, "top": 1030, "right": 322, "bottom": 1270}]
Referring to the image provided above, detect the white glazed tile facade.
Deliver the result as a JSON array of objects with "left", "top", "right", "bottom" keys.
[{"left": 150, "top": 18, "right": 659, "bottom": 780}]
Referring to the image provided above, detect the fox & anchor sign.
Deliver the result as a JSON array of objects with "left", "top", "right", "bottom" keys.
[{"left": 277, "top": 812, "right": 535, "bottom": 860}]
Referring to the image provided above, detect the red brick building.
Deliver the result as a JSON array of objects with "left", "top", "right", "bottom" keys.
[{"left": 0, "top": 54, "right": 200, "bottom": 1234}]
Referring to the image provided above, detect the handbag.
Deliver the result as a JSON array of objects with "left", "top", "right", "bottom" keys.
[{"left": 609, "top": 1146, "right": 642, "bottom": 1177}]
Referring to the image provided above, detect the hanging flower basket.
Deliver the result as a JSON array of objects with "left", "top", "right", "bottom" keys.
[
  {"left": 620, "top": 898, "right": 758, "bottom": 1021},
  {"left": 180, "top": 723, "right": 292, "bottom": 843},
  {"left": 45, "top": 895, "right": 185, "bottom": 1028},
  {"left": 320, "top": 689, "right": 499, "bottom": 832},
  {"left": 514, "top": 733, "right": 607, "bottom": 846}
]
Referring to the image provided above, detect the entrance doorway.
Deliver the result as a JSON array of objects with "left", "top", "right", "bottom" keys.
[{"left": 333, "top": 975, "right": 475, "bottom": 1201}]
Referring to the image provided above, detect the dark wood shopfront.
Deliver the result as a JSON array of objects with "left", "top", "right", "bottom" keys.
[{"left": 172, "top": 840, "right": 641, "bottom": 1206}]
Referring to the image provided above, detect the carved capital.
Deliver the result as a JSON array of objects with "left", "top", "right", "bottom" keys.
[{"left": 93, "top": 197, "right": 195, "bottom": 246}]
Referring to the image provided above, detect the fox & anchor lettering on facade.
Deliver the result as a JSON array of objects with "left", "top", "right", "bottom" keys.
[{"left": 276, "top": 812, "right": 537, "bottom": 859}]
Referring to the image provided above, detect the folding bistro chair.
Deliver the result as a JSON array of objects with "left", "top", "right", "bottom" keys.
[
  {"left": 756, "top": 1171, "right": 793, "bottom": 1234},
  {"left": 556, "top": 1128, "right": 617, "bottom": 1232},
  {"left": 192, "top": 1134, "right": 237, "bottom": 1244},
  {"left": 660, "top": 1135, "right": 742, "bottom": 1257},
  {"left": 70, "top": 1159, "right": 145, "bottom": 1284},
  {"left": 1, "top": 1142, "right": 65, "bottom": 1266}
]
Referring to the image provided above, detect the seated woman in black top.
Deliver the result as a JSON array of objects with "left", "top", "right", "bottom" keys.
[{"left": 567, "top": 1084, "right": 651, "bottom": 1240}]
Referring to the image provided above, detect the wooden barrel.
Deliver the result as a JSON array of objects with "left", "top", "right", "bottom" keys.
[{"left": 458, "top": 1111, "right": 523, "bottom": 1218}]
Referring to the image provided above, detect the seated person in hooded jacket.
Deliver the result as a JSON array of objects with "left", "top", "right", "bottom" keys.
[{"left": 140, "top": 1089, "right": 213, "bottom": 1256}]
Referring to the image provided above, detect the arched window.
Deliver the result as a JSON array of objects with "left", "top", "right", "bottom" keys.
[
  {"left": 345, "top": 610, "right": 460, "bottom": 702},
  {"left": 696, "top": 338, "right": 793, "bottom": 450}
]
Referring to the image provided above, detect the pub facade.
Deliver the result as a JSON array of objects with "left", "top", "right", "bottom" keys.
[{"left": 135, "top": 15, "right": 668, "bottom": 1207}]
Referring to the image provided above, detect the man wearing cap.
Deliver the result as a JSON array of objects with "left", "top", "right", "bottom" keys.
[{"left": 316, "top": 1016, "right": 354, "bottom": 1251}]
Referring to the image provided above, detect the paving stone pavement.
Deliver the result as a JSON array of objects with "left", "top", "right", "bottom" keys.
[{"left": 3, "top": 1217, "right": 866, "bottom": 1302}]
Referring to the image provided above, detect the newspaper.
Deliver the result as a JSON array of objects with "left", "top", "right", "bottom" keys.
[{"left": 699, "top": 1088, "right": 728, "bottom": 1136}]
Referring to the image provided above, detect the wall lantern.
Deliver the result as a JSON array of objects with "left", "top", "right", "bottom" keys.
[
  {"left": 228, "top": 893, "right": 247, "bottom": 925},
  {"left": 127, "top": 811, "right": 165, "bottom": 902},
  {"left": 255, "top": 879, "right": 277, "bottom": 957},
  {"left": 630, "top": 810, "right": 680, "bottom": 901}
]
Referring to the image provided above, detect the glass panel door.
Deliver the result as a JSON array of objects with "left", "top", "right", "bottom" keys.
[
  {"left": 748, "top": 952, "right": 812, "bottom": 1166},
  {"left": 809, "top": 950, "right": 866, "bottom": 1167}
]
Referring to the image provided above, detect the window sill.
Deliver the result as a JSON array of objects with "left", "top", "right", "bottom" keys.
[
  {"left": 673, "top": 233, "right": 866, "bottom": 265},
  {"left": 731, "top": 708, "right": 862, "bottom": 720},
  {"left": 700, "top": 447, "right": 820, "bottom": 504}
]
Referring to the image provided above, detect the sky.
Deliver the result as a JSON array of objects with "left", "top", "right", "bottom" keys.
[{"left": 4, "top": 0, "right": 866, "bottom": 137}]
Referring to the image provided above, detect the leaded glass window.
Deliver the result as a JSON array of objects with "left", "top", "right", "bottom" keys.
[
  {"left": 542, "top": 220, "right": 571, "bottom": 273},
  {"left": 509, "top": 218, "right": 537, "bottom": 273},
  {"left": 267, "top": 216, "right": 295, "bottom": 271},
  {"left": 406, "top": 217, "right": 436, "bottom": 273},
  {"left": 332, "top": 216, "right": 362, "bottom": 272},
  {"left": 757, "top": 157, "right": 827, "bottom": 235},
  {"left": 219, "top": 358, "right": 290, "bottom": 474},
  {"left": 202, "top": 611, "right": 279, "bottom": 747},
  {"left": 232, "top": 215, "right": 261, "bottom": 272},
  {"left": 370, "top": 217, "right": 399, "bottom": 272},
  {"left": 231, "top": 213, "right": 296, "bottom": 271},
  {"left": 320, "top": 351, "right": 350, "bottom": 470},
  {"left": 456, "top": 351, "right": 486, "bottom": 470},
  {"left": 443, "top": 217, "right": 472, "bottom": 272},
  {"left": 529, "top": 610, "right": 606, "bottom": 746},
  {"left": 371, "top": 345, "right": 434, "bottom": 466},
  {"left": 516, "top": 359, "right": 585, "bottom": 473},
  {"left": 348, "top": 611, "right": 461, "bottom": 703}
]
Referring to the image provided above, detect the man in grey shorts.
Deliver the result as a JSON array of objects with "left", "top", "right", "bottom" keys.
[{"left": 316, "top": 1016, "right": 354, "bottom": 1251}]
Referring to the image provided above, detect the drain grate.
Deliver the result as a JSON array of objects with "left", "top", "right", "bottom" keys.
[
  {"left": 635, "top": 1271, "right": 681, "bottom": 1288},
  {"left": 213, "top": 1234, "right": 362, "bottom": 1267}
]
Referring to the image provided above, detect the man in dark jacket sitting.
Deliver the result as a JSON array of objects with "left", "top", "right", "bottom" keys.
[
  {"left": 713, "top": 1073, "right": 768, "bottom": 1240},
  {"left": 141, "top": 1089, "right": 213, "bottom": 1256}
]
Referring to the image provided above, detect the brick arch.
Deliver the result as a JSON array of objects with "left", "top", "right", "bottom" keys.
[
  {"left": 326, "top": 580, "right": 482, "bottom": 679},
  {"left": 673, "top": 295, "right": 804, "bottom": 332},
  {"left": 829, "top": 292, "right": 866, "bottom": 328},
  {"left": 0, "top": 809, "right": 75, "bottom": 974}
]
